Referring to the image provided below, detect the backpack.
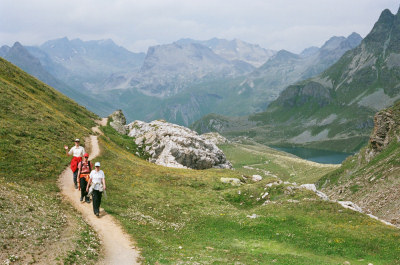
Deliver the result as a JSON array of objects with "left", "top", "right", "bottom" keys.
[{"left": 80, "top": 160, "right": 92, "bottom": 174}]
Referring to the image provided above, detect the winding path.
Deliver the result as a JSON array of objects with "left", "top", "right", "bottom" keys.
[{"left": 59, "top": 119, "right": 141, "bottom": 264}]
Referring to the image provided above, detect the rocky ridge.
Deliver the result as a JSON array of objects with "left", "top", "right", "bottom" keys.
[
  {"left": 108, "top": 42, "right": 254, "bottom": 97},
  {"left": 176, "top": 38, "right": 276, "bottom": 67},
  {"left": 109, "top": 110, "right": 232, "bottom": 170}
]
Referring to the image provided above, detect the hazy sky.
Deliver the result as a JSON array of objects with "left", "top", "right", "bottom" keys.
[{"left": 1, "top": 0, "right": 399, "bottom": 53}]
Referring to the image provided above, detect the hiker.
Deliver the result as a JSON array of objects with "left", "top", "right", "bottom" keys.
[
  {"left": 87, "top": 162, "right": 106, "bottom": 217},
  {"left": 77, "top": 153, "right": 92, "bottom": 203},
  {"left": 65, "top": 138, "right": 85, "bottom": 189}
]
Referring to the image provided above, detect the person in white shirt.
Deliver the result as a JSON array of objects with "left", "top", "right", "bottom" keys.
[
  {"left": 87, "top": 162, "right": 106, "bottom": 217},
  {"left": 64, "top": 138, "right": 85, "bottom": 189}
]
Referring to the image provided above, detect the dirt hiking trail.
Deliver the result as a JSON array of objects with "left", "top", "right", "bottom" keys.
[{"left": 59, "top": 118, "right": 141, "bottom": 265}]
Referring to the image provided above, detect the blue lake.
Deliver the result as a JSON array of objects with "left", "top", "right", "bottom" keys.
[{"left": 270, "top": 146, "right": 353, "bottom": 164}]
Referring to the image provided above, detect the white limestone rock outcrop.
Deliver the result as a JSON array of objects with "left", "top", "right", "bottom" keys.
[
  {"left": 201, "top": 132, "right": 229, "bottom": 145},
  {"left": 122, "top": 118, "right": 232, "bottom": 170}
]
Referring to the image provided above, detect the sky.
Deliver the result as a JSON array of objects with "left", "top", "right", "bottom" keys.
[{"left": 0, "top": 0, "right": 399, "bottom": 53}]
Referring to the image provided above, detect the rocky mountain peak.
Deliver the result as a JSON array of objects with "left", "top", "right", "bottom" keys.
[
  {"left": 321, "top": 36, "right": 347, "bottom": 50},
  {"left": 269, "top": 50, "right": 299, "bottom": 62},
  {"left": 347, "top": 32, "right": 363, "bottom": 44},
  {"left": 379, "top": 9, "right": 395, "bottom": 22},
  {"left": 12, "top": 41, "right": 24, "bottom": 49},
  {"left": 319, "top": 33, "right": 361, "bottom": 52},
  {"left": 0, "top": 45, "right": 10, "bottom": 57},
  {"left": 343, "top": 32, "right": 363, "bottom": 50},
  {"left": 6, "top": 42, "right": 41, "bottom": 66},
  {"left": 363, "top": 9, "right": 397, "bottom": 53}
]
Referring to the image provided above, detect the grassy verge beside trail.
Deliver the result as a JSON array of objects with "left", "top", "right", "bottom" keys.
[
  {"left": 0, "top": 58, "right": 101, "bottom": 264},
  {"left": 98, "top": 124, "right": 400, "bottom": 264}
]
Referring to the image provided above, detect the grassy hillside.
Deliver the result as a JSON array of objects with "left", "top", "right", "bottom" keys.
[
  {"left": 318, "top": 100, "right": 400, "bottom": 224},
  {"left": 0, "top": 58, "right": 101, "bottom": 264},
  {"left": 97, "top": 123, "right": 400, "bottom": 264}
]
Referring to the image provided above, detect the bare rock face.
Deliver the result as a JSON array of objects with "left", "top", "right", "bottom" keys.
[
  {"left": 369, "top": 110, "right": 395, "bottom": 152},
  {"left": 109, "top": 110, "right": 127, "bottom": 135},
  {"left": 124, "top": 119, "right": 232, "bottom": 170},
  {"left": 366, "top": 109, "right": 399, "bottom": 161},
  {"left": 200, "top": 132, "right": 229, "bottom": 145}
]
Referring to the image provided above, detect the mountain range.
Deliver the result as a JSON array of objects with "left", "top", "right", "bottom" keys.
[
  {"left": 109, "top": 41, "right": 256, "bottom": 97},
  {"left": 1, "top": 34, "right": 361, "bottom": 126},
  {"left": 192, "top": 8, "right": 400, "bottom": 153},
  {"left": 26, "top": 37, "right": 146, "bottom": 93}
]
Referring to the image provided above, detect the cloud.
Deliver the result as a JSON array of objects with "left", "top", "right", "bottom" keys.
[{"left": 0, "top": 0, "right": 399, "bottom": 52}]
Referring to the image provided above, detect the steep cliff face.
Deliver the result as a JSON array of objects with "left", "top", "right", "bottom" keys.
[
  {"left": 318, "top": 100, "right": 400, "bottom": 224},
  {"left": 368, "top": 109, "right": 399, "bottom": 156}
]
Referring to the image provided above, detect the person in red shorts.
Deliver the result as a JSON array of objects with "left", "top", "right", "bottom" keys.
[{"left": 65, "top": 138, "right": 85, "bottom": 189}]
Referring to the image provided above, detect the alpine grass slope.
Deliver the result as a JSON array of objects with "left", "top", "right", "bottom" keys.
[{"left": 0, "top": 57, "right": 101, "bottom": 264}]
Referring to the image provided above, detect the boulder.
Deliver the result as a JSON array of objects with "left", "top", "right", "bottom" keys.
[
  {"left": 220, "top": 178, "right": 241, "bottom": 186},
  {"left": 251, "top": 175, "right": 263, "bottom": 182},
  {"left": 126, "top": 119, "right": 232, "bottom": 169}
]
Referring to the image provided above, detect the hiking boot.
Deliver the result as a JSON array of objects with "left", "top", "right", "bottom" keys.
[
  {"left": 95, "top": 212, "right": 99, "bottom": 217},
  {"left": 80, "top": 196, "right": 83, "bottom": 202},
  {"left": 85, "top": 197, "right": 90, "bottom": 203},
  {"left": 74, "top": 183, "right": 78, "bottom": 189}
]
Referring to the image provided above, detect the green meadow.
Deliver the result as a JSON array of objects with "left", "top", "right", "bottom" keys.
[{"left": 98, "top": 124, "right": 400, "bottom": 264}]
